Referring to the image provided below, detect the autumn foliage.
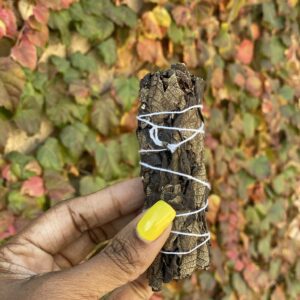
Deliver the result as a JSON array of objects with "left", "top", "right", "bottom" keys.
[{"left": 0, "top": 0, "right": 300, "bottom": 299}]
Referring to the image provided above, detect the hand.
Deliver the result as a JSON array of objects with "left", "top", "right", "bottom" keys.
[{"left": 0, "top": 178, "right": 175, "bottom": 300}]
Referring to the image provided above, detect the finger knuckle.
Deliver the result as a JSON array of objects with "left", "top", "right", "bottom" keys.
[{"left": 103, "top": 237, "right": 142, "bottom": 279}]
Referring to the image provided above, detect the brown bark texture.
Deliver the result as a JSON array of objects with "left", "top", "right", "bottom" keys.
[{"left": 136, "top": 63, "right": 210, "bottom": 291}]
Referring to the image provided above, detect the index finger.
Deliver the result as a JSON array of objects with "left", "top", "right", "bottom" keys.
[{"left": 12, "top": 178, "right": 145, "bottom": 255}]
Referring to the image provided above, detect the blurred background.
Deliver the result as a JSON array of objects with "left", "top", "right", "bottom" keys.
[{"left": 0, "top": 0, "right": 300, "bottom": 299}]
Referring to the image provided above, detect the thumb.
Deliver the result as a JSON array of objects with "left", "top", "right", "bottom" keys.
[{"left": 80, "top": 200, "right": 176, "bottom": 296}]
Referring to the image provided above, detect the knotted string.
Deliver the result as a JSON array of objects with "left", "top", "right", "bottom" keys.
[{"left": 137, "top": 104, "right": 211, "bottom": 256}]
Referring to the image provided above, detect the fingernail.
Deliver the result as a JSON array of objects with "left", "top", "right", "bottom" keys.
[{"left": 136, "top": 200, "right": 176, "bottom": 242}]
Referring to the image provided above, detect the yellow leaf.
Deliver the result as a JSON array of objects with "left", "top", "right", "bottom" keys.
[{"left": 152, "top": 6, "right": 171, "bottom": 28}]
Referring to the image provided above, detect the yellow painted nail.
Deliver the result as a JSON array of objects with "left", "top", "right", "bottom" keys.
[{"left": 136, "top": 200, "right": 176, "bottom": 242}]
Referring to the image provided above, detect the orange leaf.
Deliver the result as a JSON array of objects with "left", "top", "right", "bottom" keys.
[
  {"left": 236, "top": 39, "right": 254, "bottom": 65},
  {"left": 137, "top": 38, "right": 167, "bottom": 67}
]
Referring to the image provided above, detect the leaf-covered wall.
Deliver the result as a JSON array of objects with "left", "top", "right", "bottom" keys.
[{"left": 0, "top": 0, "right": 300, "bottom": 299}]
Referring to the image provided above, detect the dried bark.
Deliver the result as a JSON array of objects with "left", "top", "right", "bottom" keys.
[{"left": 136, "top": 63, "right": 210, "bottom": 291}]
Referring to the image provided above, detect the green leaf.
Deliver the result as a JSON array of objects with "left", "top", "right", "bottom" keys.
[
  {"left": 270, "top": 258, "right": 281, "bottom": 280},
  {"left": 247, "top": 156, "right": 271, "bottom": 180},
  {"left": 60, "top": 122, "right": 89, "bottom": 159},
  {"left": 113, "top": 77, "right": 139, "bottom": 111},
  {"left": 37, "top": 138, "right": 64, "bottom": 171},
  {"left": 14, "top": 83, "right": 44, "bottom": 135},
  {"left": 69, "top": 2, "right": 86, "bottom": 21},
  {"left": 95, "top": 141, "right": 122, "bottom": 181},
  {"left": 279, "top": 85, "right": 294, "bottom": 102},
  {"left": 243, "top": 113, "right": 256, "bottom": 139},
  {"left": 70, "top": 52, "right": 97, "bottom": 72},
  {"left": 97, "top": 38, "right": 117, "bottom": 66},
  {"left": 120, "top": 133, "right": 139, "bottom": 166},
  {"left": 48, "top": 10, "right": 72, "bottom": 45},
  {"left": 46, "top": 99, "right": 82, "bottom": 126},
  {"left": 168, "top": 22, "right": 184, "bottom": 44},
  {"left": 91, "top": 97, "right": 119, "bottom": 136},
  {"left": 50, "top": 56, "right": 71, "bottom": 74},
  {"left": 7, "top": 190, "right": 27, "bottom": 214},
  {"left": 79, "top": 176, "right": 106, "bottom": 196},
  {"left": 267, "top": 201, "right": 285, "bottom": 224},
  {"left": 76, "top": 16, "right": 114, "bottom": 42},
  {"left": 6, "top": 152, "right": 36, "bottom": 180},
  {"left": 262, "top": 2, "right": 284, "bottom": 30},
  {"left": 258, "top": 233, "right": 271, "bottom": 261},
  {"left": 103, "top": 3, "right": 137, "bottom": 28},
  {"left": 272, "top": 173, "right": 285, "bottom": 194},
  {"left": 84, "top": 130, "right": 98, "bottom": 154}
]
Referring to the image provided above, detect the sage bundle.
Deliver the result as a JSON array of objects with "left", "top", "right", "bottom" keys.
[{"left": 136, "top": 63, "right": 211, "bottom": 291}]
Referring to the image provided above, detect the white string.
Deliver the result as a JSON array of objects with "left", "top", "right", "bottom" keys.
[
  {"left": 140, "top": 162, "right": 211, "bottom": 190},
  {"left": 171, "top": 231, "right": 210, "bottom": 238},
  {"left": 175, "top": 199, "right": 209, "bottom": 217},
  {"left": 160, "top": 235, "right": 210, "bottom": 255},
  {"left": 137, "top": 104, "right": 210, "bottom": 255}
]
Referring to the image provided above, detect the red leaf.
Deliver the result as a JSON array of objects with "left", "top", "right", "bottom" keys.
[
  {"left": 236, "top": 39, "right": 254, "bottom": 65},
  {"left": 33, "top": 4, "right": 49, "bottom": 24},
  {"left": 0, "top": 8, "right": 17, "bottom": 38},
  {"left": 11, "top": 36, "right": 37, "bottom": 70},
  {"left": 21, "top": 176, "right": 45, "bottom": 198}
]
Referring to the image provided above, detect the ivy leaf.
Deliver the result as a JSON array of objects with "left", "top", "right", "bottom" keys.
[
  {"left": 37, "top": 138, "right": 64, "bottom": 171},
  {"left": 97, "top": 38, "right": 117, "bottom": 66},
  {"left": 7, "top": 190, "right": 27, "bottom": 214},
  {"left": 247, "top": 156, "right": 271, "bottom": 180},
  {"left": 95, "top": 141, "right": 122, "bottom": 181},
  {"left": 79, "top": 176, "right": 106, "bottom": 196},
  {"left": 75, "top": 15, "right": 114, "bottom": 42},
  {"left": 262, "top": 2, "right": 284, "bottom": 30},
  {"left": 46, "top": 98, "right": 82, "bottom": 126},
  {"left": 48, "top": 10, "right": 72, "bottom": 45},
  {"left": 120, "top": 133, "right": 139, "bottom": 166},
  {"left": 5, "top": 151, "right": 36, "bottom": 180},
  {"left": 236, "top": 39, "right": 254, "bottom": 65},
  {"left": 113, "top": 76, "right": 139, "bottom": 111},
  {"left": 50, "top": 55, "right": 71, "bottom": 73},
  {"left": 243, "top": 113, "right": 256, "bottom": 139},
  {"left": 43, "top": 170, "right": 75, "bottom": 203},
  {"left": 70, "top": 52, "right": 97, "bottom": 72},
  {"left": 11, "top": 35, "right": 37, "bottom": 70},
  {"left": 91, "top": 97, "right": 119, "bottom": 136},
  {"left": 21, "top": 176, "right": 45, "bottom": 198},
  {"left": 102, "top": 1, "right": 137, "bottom": 28},
  {"left": 14, "top": 82, "right": 44, "bottom": 135},
  {"left": 60, "top": 122, "right": 89, "bottom": 159},
  {"left": 168, "top": 22, "right": 184, "bottom": 44},
  {"left": 0, "top": 57, "right": 25, "bottom": 111}
]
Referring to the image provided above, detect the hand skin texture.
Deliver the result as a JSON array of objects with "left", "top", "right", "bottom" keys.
[{"left": 0, "top": 178, "right": 172, "bottom": 300}]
